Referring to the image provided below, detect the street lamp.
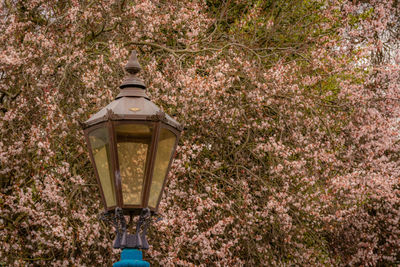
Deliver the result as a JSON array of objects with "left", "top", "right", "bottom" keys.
[{"left": 82, "top": 51, "right": 182, "bottom": 266}]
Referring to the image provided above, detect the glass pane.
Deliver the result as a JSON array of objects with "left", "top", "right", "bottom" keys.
[
  {"left": 149, "top": 128, "right": 176, "bottom": 208},
  {"left": 116, "top": 124, "right": 153, "bottom": 205},
  {"left": 89, "top": 127, "right": 116, "bottom": 207}
]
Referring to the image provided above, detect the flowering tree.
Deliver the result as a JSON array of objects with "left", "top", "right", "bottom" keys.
[{"left": 1, "top": 0, "right": 399, "bottom": 266}]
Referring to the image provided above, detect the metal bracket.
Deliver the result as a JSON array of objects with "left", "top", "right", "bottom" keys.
[{"left": 100, "top": 208, "right": 152, "bottom": 249}]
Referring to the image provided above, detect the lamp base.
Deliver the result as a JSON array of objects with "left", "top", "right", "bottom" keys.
[
  {"left": 113, "top": 249, "right": 150, "bottom": 267},
  {"left": 100, "top": 208, "right": 151, "bottom": 249}
]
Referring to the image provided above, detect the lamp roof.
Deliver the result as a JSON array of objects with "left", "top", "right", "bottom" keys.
[
  {"left": 83, "top": 51, "right": 182, "bottom": 131},
  {"left": 83, "top": 96, "right": 181, "bottom": 130}
]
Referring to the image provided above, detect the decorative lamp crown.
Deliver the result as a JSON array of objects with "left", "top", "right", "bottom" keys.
[{"left": 120, "top": 51, "right": 146, "bottom": 89}]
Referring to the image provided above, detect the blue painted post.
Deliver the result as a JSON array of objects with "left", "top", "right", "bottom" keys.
[{"left": 113, "top": 249, "right": 150, "bottom": 267}]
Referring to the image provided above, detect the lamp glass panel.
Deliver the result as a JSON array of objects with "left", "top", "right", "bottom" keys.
[
  {"left": 116, "top": 124, "right": 153, "bottom": 205},
  {"left": 88, "top": 127, "right": 116, "bottom": 207},
  {"left": 148, "top": 128, "right": 176, "bottom": 208}
]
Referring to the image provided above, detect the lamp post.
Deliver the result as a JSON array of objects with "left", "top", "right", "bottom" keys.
[{"left": 82, "top": 51, "right": 182, "bottom": 266}]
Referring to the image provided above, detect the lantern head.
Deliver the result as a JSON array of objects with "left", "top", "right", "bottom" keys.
[{"left": 83, "top": 51, "right": 182, "bottom": 215}]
